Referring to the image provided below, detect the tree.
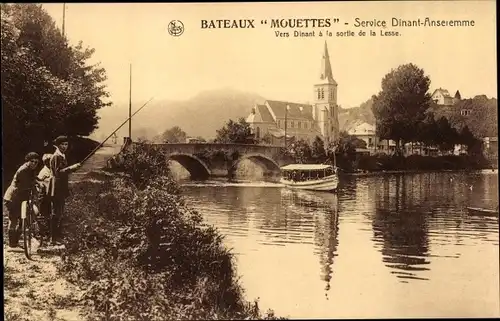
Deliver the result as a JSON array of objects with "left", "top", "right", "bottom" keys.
[
  {"left": 435, "top": 117, "right": 459, "bottom": 153},
  {"left": 161, "top": 126, "right": 187, "bottom": 143},
  {"left": 336, "top": 131, "right": 366, "bottom": 156},
  {"left": 3, "top": 4, "right": 110, "bottom": 139},
  {"left": 416, "top": 113, "right": 438, "bottom": 153},
  {"left": 372, "top": 63, "right": 432, "bottom": 155},
  {"left": 458, "top": 125, "right": 483, "bottom": 155},
  {"left": 288, "top": 139, "right": 312, "bottom": 164},
  {"left": 133, "top": 127, "right": 158, "bottom": 143},
  {"left": 1, "top": 4, "right": 110, "bottom": 187},
  {"left": 311, "top": 136, "right": 327, "bottom": 163},
  {"left": 214, "top": 118, "right": 256, "bottom": 144}
]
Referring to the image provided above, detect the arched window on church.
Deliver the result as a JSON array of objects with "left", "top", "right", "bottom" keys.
[
  {"left": 320, "top": 88, "right": 324, "bottom": 100},
  {"left": 256, "top": 127, "right": 260, "bottom": 139},
  {"left": 317, "top": 88, "right": 321, "bottom": 100},
  {"left": 330, "top": 89, "right": 334, "bottom": 100}
]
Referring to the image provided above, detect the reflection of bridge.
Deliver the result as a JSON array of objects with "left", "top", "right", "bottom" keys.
[{"left": 134, "top": 142, "right": 293, "bottom": 180}]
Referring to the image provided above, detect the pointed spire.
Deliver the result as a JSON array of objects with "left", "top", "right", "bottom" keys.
[
  {"left": 320, "top": 41, "right": 336, "bottom": 85},
  {"left": 454, "top": 90, "right": 461, "bottom": 100}
]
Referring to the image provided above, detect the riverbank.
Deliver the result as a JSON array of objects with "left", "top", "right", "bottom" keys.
[
  {"left": 3, "top": 144, "right": 285, "bottom": 320},
  {"left": 4, "top": 245, "right": 85, "bottom": 321},
  {"left": 341, "top": 168, "right": 498, "bottom": 177},
  {"left": 58, "top": 144, "right": 284, "bottom": 320},
  {"left": 351, "top": 154, "right": 495, "bottom": 172}
]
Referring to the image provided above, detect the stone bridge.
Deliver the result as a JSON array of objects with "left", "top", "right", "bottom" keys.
[{"left": 133, "top": 142, "right": 292, "bottom": 180}]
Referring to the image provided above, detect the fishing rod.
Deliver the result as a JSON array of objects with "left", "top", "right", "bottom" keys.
[{"left": 80, "top": 97, "right": 155, "bottom": 164}]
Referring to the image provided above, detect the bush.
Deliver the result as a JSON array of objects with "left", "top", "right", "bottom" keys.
[
  {"left": 67, "top": 136, "right": 101, "bottom": 164},
  {"left": 60, "top": 146, "right": 284, "bottom": 320}
]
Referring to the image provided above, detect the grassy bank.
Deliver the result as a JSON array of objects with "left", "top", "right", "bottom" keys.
[{"left": 58, "top": 145, "right": 284, "bottom": 320}]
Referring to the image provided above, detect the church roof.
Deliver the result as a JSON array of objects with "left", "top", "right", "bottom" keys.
[
  {"left": 246, "top": 104, "right": 275, "bottom": 123},
  {"left": 266, "top": 100, "right": 314, "bottom": 121},
  {"left": 257, "top": 104, "right": 274, "bottom": 123}
]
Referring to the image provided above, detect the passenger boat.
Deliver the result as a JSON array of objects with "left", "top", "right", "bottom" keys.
[{"left": 280, "top": 164, "right": 339, "bottom": 192}]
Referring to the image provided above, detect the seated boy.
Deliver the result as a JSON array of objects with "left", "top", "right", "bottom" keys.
[{"left": 4, "top": 152, "right": 40, "bottom": 248}]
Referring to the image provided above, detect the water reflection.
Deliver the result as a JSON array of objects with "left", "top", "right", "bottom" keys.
[
  {"left": 184, "top": 185, "right": 341, "bottom": 293},
  {"left": 280, "top": 190, "right": 339, "bottom": 293},
  {"left": 371, "top": 174, "right": 431, "bottom": 282},
  {"left": 182, "top": 172, "right": 499, "bottom": 318}
]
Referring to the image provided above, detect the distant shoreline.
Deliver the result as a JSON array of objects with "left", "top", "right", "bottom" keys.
[{"left": 342, "top": 168, "right": 498, "bottom": 177}]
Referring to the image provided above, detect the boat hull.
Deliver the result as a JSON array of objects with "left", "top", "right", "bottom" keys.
[
  {"left": 280, "top": 175, "right": 339, "bottom": 192},
  {"left": 466, "top": 207, "right": 499, "bottom": 216}
]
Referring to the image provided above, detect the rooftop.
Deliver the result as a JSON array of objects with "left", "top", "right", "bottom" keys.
[{"left": 281, "top": 164, "right": 333, "bottom": 171}]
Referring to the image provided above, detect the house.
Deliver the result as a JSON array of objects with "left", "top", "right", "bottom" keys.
[
  {"left": 431, "top": 88, "right": 461, "bottom": 106},
  {"left": 347, "top": 121, "right": 376, "bottom": 150},
  {"left": 483, "top": 136, "right": 498, "bottom": 163},
  {"left": 246, "top": 42, "right": 340, "bottom": 146}
]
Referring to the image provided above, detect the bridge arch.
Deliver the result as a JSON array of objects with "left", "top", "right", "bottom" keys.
[
  {"left": 234, "top": 153, "right": 281, "bottom": 173},
  {"left": 167, "top": 153, "right": 211, "bottom": 180}
]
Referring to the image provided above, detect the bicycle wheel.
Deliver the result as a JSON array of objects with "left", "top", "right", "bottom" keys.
[{"left": 22, "top": 202, "right": 33, "bottom": 260}]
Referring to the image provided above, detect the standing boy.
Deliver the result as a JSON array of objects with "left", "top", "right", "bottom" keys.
[{"left": 49, "top": 136, "right": 81, "bottom": 245}]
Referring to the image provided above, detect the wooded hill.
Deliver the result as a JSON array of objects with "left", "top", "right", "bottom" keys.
[{"left": 93, "top": 89, "right": 496, "bottom": 142}]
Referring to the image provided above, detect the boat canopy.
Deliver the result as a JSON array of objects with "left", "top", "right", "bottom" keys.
[{"left": 281, "top": 164, "right": 332, "bottom": 171}]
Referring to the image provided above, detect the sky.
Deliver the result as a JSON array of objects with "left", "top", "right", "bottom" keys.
[{"left": 42, "top": 1, "right": 497, "bottom": 108}]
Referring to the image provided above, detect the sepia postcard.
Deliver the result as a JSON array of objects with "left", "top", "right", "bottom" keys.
[{"left": 2, "top": 1, "right": 498, "bottom": 320}]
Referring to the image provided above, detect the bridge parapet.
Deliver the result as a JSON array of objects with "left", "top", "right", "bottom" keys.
[
  {"left": 149, "top": 143, "right": 282, "bottom": 157},
  {"left": 131, "top": 142, "right": 291, "bottom": 180}
]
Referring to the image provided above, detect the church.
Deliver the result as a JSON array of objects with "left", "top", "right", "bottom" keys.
[{"left": 246, "top": 41, "right": 340, "bottom": 146}]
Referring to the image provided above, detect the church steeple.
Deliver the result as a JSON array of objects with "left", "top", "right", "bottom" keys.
[
  {"left": 313, "top": 41, "right": 339, "bottom": 145},
  {"left": 319, "top": 41, "right": 337, "bottom": 85}
]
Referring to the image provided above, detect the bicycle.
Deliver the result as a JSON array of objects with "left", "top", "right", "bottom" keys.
[{"left": 20, "top": 186, "right": 46, "bottom": 260}]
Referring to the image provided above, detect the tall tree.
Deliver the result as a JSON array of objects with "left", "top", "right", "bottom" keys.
[
  {"left": 161, "top": 126, "right": 188, "bottom": 143},
  {"left": 214, "top": 118, "right": 255, "bottom": 144},
  {"left": 372, "top": 63, "right": 432, "bottom": 155},
  {"left": 1, "top": 4, "right": 110, "bottom": 186}
]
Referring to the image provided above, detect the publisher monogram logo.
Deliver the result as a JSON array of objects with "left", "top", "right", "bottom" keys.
[{"left": 168, "top": 20, "right": 184, "bottom": 37}]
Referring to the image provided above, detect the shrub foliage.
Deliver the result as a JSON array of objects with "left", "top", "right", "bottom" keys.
[{"left": 61, "top": 144, "right": 284, "bottom": 320}]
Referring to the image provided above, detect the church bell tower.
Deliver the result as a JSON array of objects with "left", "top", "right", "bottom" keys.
[{"left": 313, "top": 41, "right": 339, "bottom": 145}]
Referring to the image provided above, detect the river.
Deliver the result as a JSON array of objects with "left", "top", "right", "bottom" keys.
[{"left": 180, "top": 171, "right": 499, "bottom": 318}]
